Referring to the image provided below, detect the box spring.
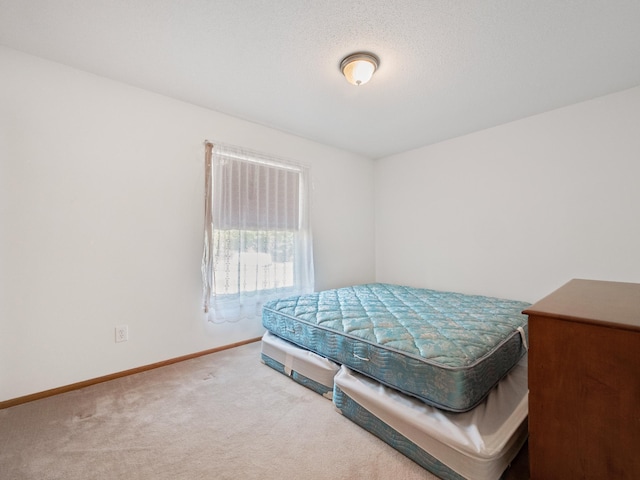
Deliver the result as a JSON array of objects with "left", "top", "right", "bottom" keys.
[
  {"left": 260, "top": 331, "right": 340, "bottom": 399},
  {"left": 333, "top": 355, "right": 529, "bottom": 480}
]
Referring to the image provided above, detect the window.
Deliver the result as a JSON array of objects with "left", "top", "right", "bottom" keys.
[{"left": 202, "top": 142, "right": 314, "bottom": 323}]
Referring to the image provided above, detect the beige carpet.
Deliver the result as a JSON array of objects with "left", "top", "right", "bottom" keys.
[{"left": 0, "top": 342, "right": 528, "bottom": 479}]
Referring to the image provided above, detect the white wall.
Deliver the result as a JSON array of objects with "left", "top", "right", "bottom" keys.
[
  {"left": 0, "top": 47, "right": 375, "bottom": 402},
  {"left": 375, "top": 85, "right": 640, "bottom": 304}
]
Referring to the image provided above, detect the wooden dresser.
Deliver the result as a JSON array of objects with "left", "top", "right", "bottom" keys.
[{"left": 524, "top": 279, "right": 640, "bottom": 479}]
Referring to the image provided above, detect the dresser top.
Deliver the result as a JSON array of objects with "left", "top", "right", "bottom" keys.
[{"left": 523, "top": 279, "right": 640, "bottom": 331}]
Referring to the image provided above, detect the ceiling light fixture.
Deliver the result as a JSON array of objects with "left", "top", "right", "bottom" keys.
[{"left": 340, "top": 52, "right": 379, "bottom": 86}]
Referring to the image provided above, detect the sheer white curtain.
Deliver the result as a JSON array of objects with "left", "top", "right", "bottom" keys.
[{"left": 202, "top": 142, "right": 314, "bottom": 323}]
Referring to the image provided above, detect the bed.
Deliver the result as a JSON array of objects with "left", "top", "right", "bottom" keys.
[{"left": 262, "top": 283, "right": 530, "bottom": 412}]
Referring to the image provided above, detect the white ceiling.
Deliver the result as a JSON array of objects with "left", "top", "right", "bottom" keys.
[{"left": 2, "top": 1, "right": 640, "bottom": 159}]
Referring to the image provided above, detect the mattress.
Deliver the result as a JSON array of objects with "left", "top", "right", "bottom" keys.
[
  {"left": 260, "top": 331, "right": 340, "bottom": 399},
  {"left": 333, "top": 355, "right": 529, "bottom": 480},
  {"left": 262, "top": 283, "right": 530, "bottom": 411}
]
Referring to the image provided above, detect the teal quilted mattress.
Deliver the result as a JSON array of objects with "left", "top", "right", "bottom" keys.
[{"left": 262, "top": 283, "right": 530, "bottom": 412}]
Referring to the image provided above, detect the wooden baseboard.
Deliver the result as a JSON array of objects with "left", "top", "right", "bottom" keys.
[{"left": 0, "top": 337, "right": 262, "bottom": 410}]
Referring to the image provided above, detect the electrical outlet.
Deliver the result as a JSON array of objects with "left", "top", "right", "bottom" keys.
[{"left": 115, "top": 325, "right": 128, "bottom": 343}]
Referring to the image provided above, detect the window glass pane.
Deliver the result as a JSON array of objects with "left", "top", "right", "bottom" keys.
[{"left": 212, "top": 229, "right": 295, "bottom": 295}]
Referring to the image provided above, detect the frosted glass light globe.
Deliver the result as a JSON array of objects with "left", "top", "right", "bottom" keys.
[{"left": 340, "top": 53, "right": 379, "bottom": 86}]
